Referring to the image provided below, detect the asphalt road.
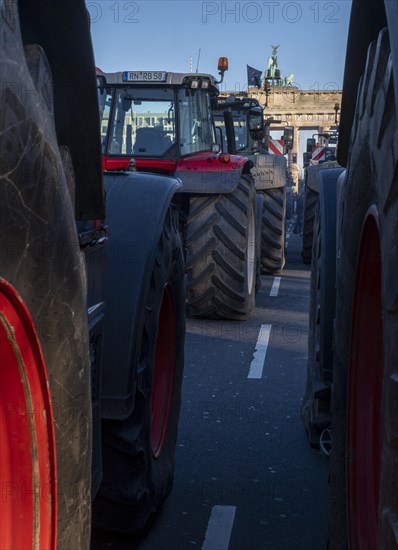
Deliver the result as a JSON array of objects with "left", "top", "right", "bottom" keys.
[{"left": 92, "top": 228, "right": 330, "bottom": 550}]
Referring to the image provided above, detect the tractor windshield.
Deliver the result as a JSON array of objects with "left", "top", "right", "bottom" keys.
[
  {"left": 214, "top": 111, "right": 248, "bottom": 152},
  {"left": 99, "top": 85, "right": 215, "bottom": 158},
  {"left": 178, "top": 89, "right": 215, "bottom": 155},
  {"left": 107, "top": 88, "right": 176, "bottom": 157}
]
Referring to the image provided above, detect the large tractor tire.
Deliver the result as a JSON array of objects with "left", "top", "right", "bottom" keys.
[
  {"left": 329, "top": 27, "right": 398, "bottom": 550},
  {"left": 301, "top": 186, "right": 319, "bottom": 264},
  {"left": 0, "top": 2, "right": 92, "bottom": 548},
  {"left": 260, "top": 186, "right": 286, "bottom": 274},
  {"left": 301, "top": 169, "right": 343, "bottom": 447},
  {"left": 186, "top": 175, "right": 256, "bottom": 320},
  {"left": 93, "top": 208, "right": 185, "bottom": 534}
]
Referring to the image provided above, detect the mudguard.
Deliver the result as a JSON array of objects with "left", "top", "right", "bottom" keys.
[
  {"left": 100, "top": 171, "right": 181, "bottom": 419},
  {"left": 250, "top": 153, "right": 286, "bottom": 191},
  {"left": 335, "top": 169, "right": 347, "bottom": 269},
  {"left": 305, "top": 160, "right": 341, "bottom": 193},
  {"left": 175, "top": 153, "right": 247, "bottom": 194}
]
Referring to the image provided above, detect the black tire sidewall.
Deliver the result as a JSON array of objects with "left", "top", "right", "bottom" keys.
[
  {"left": 1, "top": 6, "right": 91, "bottom": 547},
  {"left": 260, "top": 186, "right": 286, "bottom": 274},
  {"left": 330, "top": 28, "right": 398, "bottom": 549},
  {"left": 95, "top": 208, "right": 186, "bottom": 534}
]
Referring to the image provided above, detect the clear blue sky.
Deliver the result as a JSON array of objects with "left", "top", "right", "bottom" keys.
[{"left": 88, "top": 0, "right": 352, "bottom": 91}]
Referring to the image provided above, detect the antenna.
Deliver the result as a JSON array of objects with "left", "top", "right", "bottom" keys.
[
  {"left": 189, "top": 56, "right": 193, "bottom": 73},
  {"left": 195, "top": 48, "right": 201, "bottom": 73}
]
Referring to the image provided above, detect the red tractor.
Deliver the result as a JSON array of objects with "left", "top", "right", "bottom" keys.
[{"left": 97, "top": 62, "right": 257, "bottom": 320}]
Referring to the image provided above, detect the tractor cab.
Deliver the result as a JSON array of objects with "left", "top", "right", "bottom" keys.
[
  {"left": 97, "top": 59, "right": 229, "bottom": 174},
  {"left": 303, "top": 132, "right": 339, "bottom": 167},
  {"left": 213, "top": 95, "right": 264, "bottom": 155}
]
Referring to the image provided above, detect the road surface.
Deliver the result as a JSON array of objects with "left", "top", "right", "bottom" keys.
[{"left": 92, "top": 228, "right": 329, "bottom": 550}]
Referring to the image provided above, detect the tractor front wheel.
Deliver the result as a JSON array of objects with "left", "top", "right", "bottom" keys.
[
  {"left": 186, "top": 175, "right": 256, "bottom": 320},
  {"left": 260, "top": 186, "right": 286, "bottom": 274}
]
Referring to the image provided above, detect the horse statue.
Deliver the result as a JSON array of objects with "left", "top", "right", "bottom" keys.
[
  {"left": 284, "top": 73, "right": 294, "bottom": 86},
  {"left": 266, "top": 45, "right": 281, "bottom": 82}
]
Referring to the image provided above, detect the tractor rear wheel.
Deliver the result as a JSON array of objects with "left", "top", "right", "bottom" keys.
[
  {"left": 301, "top": 186, "right": 318, "bottom": 264},
  {"left": 186, "top": 175, "right": 256, "bottom": 320},
  {"left": 330, "top": 27, "right": 398, "bottom": 549},
  {"left": 93, "top": 208, "right": 185, "bottom": 534},
  {"left": 260, "top": 186, "right": 286, "bottom": 274},
  {"left": 0, "top": 2, "right": 91, "bottom": 548}
]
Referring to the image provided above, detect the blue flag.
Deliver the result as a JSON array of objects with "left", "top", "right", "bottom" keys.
[{"left": 247, "top": 65, "right": 262, "bottom": 88}]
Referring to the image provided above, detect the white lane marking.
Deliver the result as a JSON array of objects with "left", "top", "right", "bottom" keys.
[
  {"left": 247, "top": 324, "right": 272, "bottom": 379},
  {"left": 286, "top": 233, "right": 290, "bottom": 239},
  {"left": 269, "top": 276, "right": 281, "bottom": 297},
  {"left": 202, "top": 505, "right": 236, "bottom": 550}
]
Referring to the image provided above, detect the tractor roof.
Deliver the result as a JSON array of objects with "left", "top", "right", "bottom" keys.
[
  {"left": 216, "top": 94, "right": 263, "bottom": 113},
  {"left": 96, "top": 69, "right": 219, "bottom": 94}
]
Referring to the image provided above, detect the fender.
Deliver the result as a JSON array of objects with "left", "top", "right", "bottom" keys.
[
  {"left": 305, "top": 160, "right": 341, "bottom": 193},
  {"left": 335, "top": 169, "right": 347, "bottom": 274},
  {"left": 316, "top": 167, "right": 345, "bottom": 379},
  {"left": 102, "top": 152, "right": 248, "bottom": 194},
  {"left": 175, "top": 152, "right": 248, "bottom": 193},
  {"left": 250, "top": 153, "right": 286, "bottom": 191},
  {"left": 100, "top": 171, "right": 181, "bottom": 419}
]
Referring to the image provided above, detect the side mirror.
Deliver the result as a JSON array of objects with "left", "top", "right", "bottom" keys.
[
  {"left": 283, "top": 126, "right": 294, "bottom": 151},
  {"left": 303, "top": 152, "right": 311, "bottom": 167},
  {"left": 214, "top": 126, "right": 224, "bottom": 151},
  {"left": 121, "top": 97, "right": 132, "bottom": 112},
  {"left": 212, "top": 143, "right": 221, "bottom": 154},
  {"left": 306, "top": 138, "right": 316, "bottom": 153},
  {"left": 249, "top": 129, "right": 263, "bottom": 141},
  {"left": 248, "top": 115, "right": 263, "bottom": 132},
  {"left": 96, "top": 74, "right": 106, "bottom": 92}
]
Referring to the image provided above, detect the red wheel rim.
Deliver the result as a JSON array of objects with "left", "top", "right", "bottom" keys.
[
  {"left": 151, "top": 283, "right": 177, "bottom": 458},
  {"left": 347, "top": 208, "right": 383, "bottom": 549},
  {"left": 0, "top": 280, "right": 57, "bottom": 550}
]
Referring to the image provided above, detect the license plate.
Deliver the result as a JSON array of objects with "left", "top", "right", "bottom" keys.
[{"left": 123, "top": 71, "right": 167, "bottom": 82}]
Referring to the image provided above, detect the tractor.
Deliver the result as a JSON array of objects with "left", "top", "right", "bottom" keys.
[
  {"left": 213, "top": 95, "right": 288, "bottom": 275},
  {"left": 1, "top": 0, "right": 186, "bottom": 547},
  {"left": 97, "top": 63, "right": 257, "bottom": 321},
  {"left": 301, "top": 0, "right": 398, "bottom": 547},
  {"left": 301, "top": 133, "right": 340, "bottom": 264}
]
